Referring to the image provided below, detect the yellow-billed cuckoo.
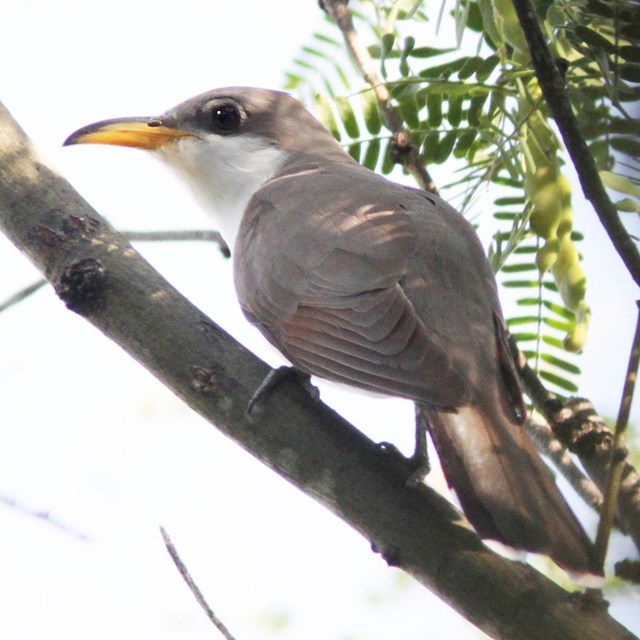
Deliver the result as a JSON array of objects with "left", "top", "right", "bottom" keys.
[{"left": 64, "top": 87, "right": 596, "bottom": 574}]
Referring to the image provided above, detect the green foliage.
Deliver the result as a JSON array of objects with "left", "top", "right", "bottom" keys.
[{"left": 284, "top": 0, "right": 639, "bottom": 397}]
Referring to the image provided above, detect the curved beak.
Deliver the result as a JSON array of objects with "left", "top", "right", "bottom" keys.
[{"left": 63, "top": 117, "right": 194, "bottom": 150}]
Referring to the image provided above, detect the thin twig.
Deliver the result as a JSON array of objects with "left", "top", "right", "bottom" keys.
[
  {"left": 594, "top": 301, "right": 640, "bottom": 569},
  {"left": 125, "top": 229, "right": 229, "bottom": 256},
  {"left": 0, "top": 493, "right": 90, "bottom": 540},
  {"left": 320, "top": 0, "right": 438, "bottom": 193},
  {"left": 160, "top": 527, "right": 237, "bottom": 640},
  {"left": 510, "top": 0, "right": 640, "bottom": 287},
  {"left": 0, "top": 229, "right": 230, "bottom": 314},
  {"left": 0, "top": 278, "right": 46, "bottom": 312},
  {"left": 524, "top": 419, "right": 604, "bottom": 515}
]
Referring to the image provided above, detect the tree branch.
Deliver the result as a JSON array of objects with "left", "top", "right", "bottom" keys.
[
  {"left": 320, "top": 0, "right": 438, "bottom": 193},
  {"left": 510, "top": 0, "right": 640, "bottom": 287},
  {"left": 160, "top": 527, "right": 237, "bottom": 640},
  {"left": 595, "top": 302, "right": 640, "bottom": 566},
  {"left": 0, "top": 229, "right": 229, "bottom": 314},
  {"left": 524, "top": 419, "right": 605, "bottom": 515},
  {"left": 0, "top": 102, "right": 636, "bottom": 640},
  {"left": 512, "top": 336, "right": 640, "bottom": 554}
]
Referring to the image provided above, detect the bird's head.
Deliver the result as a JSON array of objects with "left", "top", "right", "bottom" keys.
[{"left": 64, "top": 87, "right": 344, "bottom": 248}]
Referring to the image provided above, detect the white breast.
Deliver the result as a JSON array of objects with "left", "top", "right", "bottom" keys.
[{"left": 156, "top": 133, "right": 287, "bottom": 251}]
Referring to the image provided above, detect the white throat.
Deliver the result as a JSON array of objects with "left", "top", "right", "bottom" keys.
[{"left": 157, "top": 134, "right": 287, "bottom": 251}]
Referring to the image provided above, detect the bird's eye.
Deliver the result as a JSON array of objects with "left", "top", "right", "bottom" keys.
[{"left": 210, "top": 104, "right": 242, "bottom": 132}]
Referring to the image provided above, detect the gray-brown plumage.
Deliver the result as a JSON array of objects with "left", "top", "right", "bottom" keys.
[{"left": 65, "top": 87, "right": 597, "bottom": 574}]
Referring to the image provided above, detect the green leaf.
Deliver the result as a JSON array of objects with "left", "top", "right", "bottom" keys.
[
  {"left": 409, "top": 46, "right": 455, "bottom": 58},
  {"left": 382, "top": 33, "right": 396, "bottom": 53},
  {"left": 336, "top": 96, "right": 360, "bottom": 139},
  {"left": 495, "top": 196, "right": 526, "bottom": 205},
  {"left": 615, "top": 198, "right": 640, "bottom": 212},
  {"left": 348, "top": 142, "right": 361, "bottom": 163},
  {"left": 502, "top": 263, "right": 537, "bottom": 273},
  {"left": 517, "top": 297, "right": 544, "bottom": 306},
  {"left": 333, "top": 61, "right": 351, "bottom": 89},
  {"left": 609, "top": 117, "right": 640, "bottom": 136},
  {"left": 402, "top": 35, "right": 416, "bottom": 56},
  {"left": 283, "top": 73, "right": 303, "bottom": 89},
  {"left": 368, "top": 45, "right": 401, "bottom": 59},
  {"left": 542, "top": 317, "right": 573, "bottom": 332},
  {"left": 600, "top": 171, "right": 640, "bottom": 199},
  {"left": 293, "top": 58, "right": 318, "bottom": 72},
  {"left": 426, "top": 93, "right": 443, "bottom": 127},
  {"left": 468, "top": 93, "right": 488, "bottom": 126},
  {"left": 458, "top": 56, "right": 484, "bottom": 80},
  {"left": 447, "top": 94, "right": 464, "bottom": 127},
  {"left": 493, "top": 177, "right": 523, "bottom": 189},
  {"left": 539, "top": 353, "right": 581, "bottom": 374},
  {"left": 363, "top": 138, "right": 381, "bottom": 170},
  {"left": 511, "top": 332, "right": 540, "bottom": 342},
  {"left": 314, "top": 92, "right": 341, "bottom": 141},
  {"left": 475, "top": 54, "right": 500, "bottom": 82},
  {"left": 453, "top": 129, "right": 477, "bottom": 158},
  {"left": 312, "top": 32, "right": 340, "bottom": 47},
  {"left": 610, "top": 136, "right": 640, "bottom": 156},
  {"left": 502, "top": 279, "right": 542, "bottom": 288},
  {"left": 398, "top": 96, "right": 420, "bottom": 128},
  {"left": 421, "top": 131, "right": 440, "bottom": 163},
  {"left": 620, "top": 45, "right": 640, "bottom": 62},
  {"left": 542, "top": 301, "right": 575, "bottom": 320},
  {"left": 619, "top": 62, "right": 640, "bottom": 83},
  {"left": 380, "top": 32, "right": 396, "bottom": 79},
  {"left": 546, "top": 3, "right": 566, "bottom": 27},
  {"left": 506, "top": 315, "right": 543, "bottom": 326},
  {"left": 539, "top": 370, "right": 579, "bottom": 392},
  {"left": 574, "top": 25, "right": 616, "bottom": 53},
  {"left": 302, "top": 46, "right": 327, "bottom": 58},
  {"left": 381, "top": 139, "right": 395, "bottom": 174},
  {"left": 361, "top": 91, "right": 382, "bottom": 135},
  {"left": 419, "top": 57, "right": 471, "bottom": 79},
  {"left": 433, "top": 131, "right": 457, "bottom": 164},
  {"left": 542, "top": 335, "right": 564, "bottom": 349}
]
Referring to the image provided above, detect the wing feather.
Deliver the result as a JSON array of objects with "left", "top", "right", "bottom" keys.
[{"left": 235, "top": 160, "right": 492, "bottom": 408}]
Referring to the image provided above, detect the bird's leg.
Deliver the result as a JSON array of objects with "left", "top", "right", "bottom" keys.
[
  {"left": 247, "top": 365, "right": 319, "bottom": 416},
  {"left": 377, "top": 405, "right": 431, "bottom": 486},
  {"left": 407, "top": 405, "right": 431, "bottom": 486}
]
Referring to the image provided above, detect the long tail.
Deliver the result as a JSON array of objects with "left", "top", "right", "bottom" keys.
[{"left": 421, "top": 400, "right": 598, "bottom": 575}]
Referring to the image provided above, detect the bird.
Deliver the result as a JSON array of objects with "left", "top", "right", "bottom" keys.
[{"left": 64, "top": 86, "right": 596, "bottom": 574}]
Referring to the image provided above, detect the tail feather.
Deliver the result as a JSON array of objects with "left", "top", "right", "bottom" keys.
[{"left": 422, "top": 401, "right": 598, "bottom": 575}]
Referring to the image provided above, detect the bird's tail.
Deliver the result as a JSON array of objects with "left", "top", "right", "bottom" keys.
[{"left": 421, "top": 399, "right": 599, "bottom": 575}]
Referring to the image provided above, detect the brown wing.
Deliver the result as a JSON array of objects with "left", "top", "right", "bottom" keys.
[{"left": 233, "top": 160, "right": 494, "bottom": 407}]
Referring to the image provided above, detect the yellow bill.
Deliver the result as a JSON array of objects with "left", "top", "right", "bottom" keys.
[{"left": 64, "top": 117, "right": 193, "bottom": 150}]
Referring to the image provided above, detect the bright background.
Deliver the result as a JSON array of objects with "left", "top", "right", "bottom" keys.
[{"left": 1, "top": 1, "right": 639, "bottom": 638}]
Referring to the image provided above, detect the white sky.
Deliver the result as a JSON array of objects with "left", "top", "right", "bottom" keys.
[{"left": 1, "top": 0, "right": 639, "bottom": 638}]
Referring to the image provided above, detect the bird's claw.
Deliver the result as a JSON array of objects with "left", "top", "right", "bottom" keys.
[{"left": 247, "top": 365, "right": 318, "bottom": 417}]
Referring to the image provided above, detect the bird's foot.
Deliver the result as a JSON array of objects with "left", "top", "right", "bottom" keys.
[
  {"left": 247, "top": 365, "right": 318, "bottom": 416},
  {"left": 376, "top": 436, "right": 430, "bottom": 488},
  {"left": 407, "top": 409, "right": 430, "bottom": 487}
]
